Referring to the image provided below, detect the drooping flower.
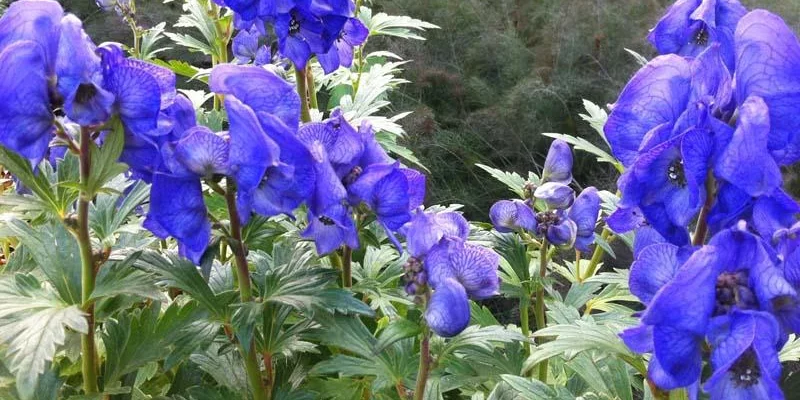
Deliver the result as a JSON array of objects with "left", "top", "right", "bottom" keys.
[
  {"left": 648, "top": 0, "right": 746, "bottom": 69},
  {"left": 274, "top": 7, "right": 346, "bottom": 69},
  {"left": 232, "top": 27, "right": 271, "bottom": 65},
  {"left": 489, "top": 199, "right": 537, "bottom": 233},
  {"left": 534, "top": 182, "right": 575, "bottom": 210},
  {"left": 734, "top": 10, "right": 800, "bottom": 166},
  {"left": 568, "top": 187, "right": 601, "bottom": 252},
  {"left": 317, "top": 17, "right": 369, "bottom": 74},
  {"left": 541, "top": 139, "right": 573, "bottom": 185},
  {"left": 402, "top": 209, "right": 470, "bottom": 258}
]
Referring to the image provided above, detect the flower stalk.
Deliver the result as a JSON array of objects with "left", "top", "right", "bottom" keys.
[
  {"left": 581, "top": 227, "right": 611, "bottom": 281},
  {"left": 534, "top": 239, "right": 549, "bottom": 382},
  {"left": 692, "top": 173, "right": 716, "bottom": 246},
  {"left": 413, "top": 326, "right": 431, "bottom": 400},
  {"left": 341, "top": 246, "right": 353, "bottom": 288},
  {"left": 224, "top": 179, "right": 269, "bottom": 400},
  {"left": 295, "top": 66, "right": 312, "bottom": 123},
  {"left": 77, "top": 127, "right": 99, "bottom": 394}
]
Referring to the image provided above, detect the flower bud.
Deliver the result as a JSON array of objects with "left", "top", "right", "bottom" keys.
[
  {"left": 568, "top": 187, "right": 601, "bottom": 252},
  {"left": 546, "top": 217, "right": 577, "bottom": 247},
  {"left": 534, "top": 182, "right": 575, "bottom": 209},
  {"left": 542, "top": 139, "right": 573, "bottom": 184}
]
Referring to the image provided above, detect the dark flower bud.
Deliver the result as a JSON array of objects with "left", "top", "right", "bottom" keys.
[
  {"left": 489, "top": 199, "right": 537, "bottom": 233},
  {"left": 542, "top": 139, "right": 573, "bottom": 185}
]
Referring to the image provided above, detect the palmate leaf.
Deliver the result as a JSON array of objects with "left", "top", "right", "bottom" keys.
[
  {"left": 352, "top": 245, "right": 412, "bottom": 318},
  {"left": 360, "top": 7, "right": 440, "bottom": 40},
  {"left": 0, "top": 146, "right": 60, "bottom": 216},
  {"left": 2, "top": 218, "right": 82, "bottom": 304},
  {"left": 139, "top": 22, "right": 173, "bottom": 61},
  {"left": 85, "top": 124, "right": 128, "bottom": 197},
  {"left": 475, "top": 164, "right": 527, "bottom": 199},
  {"left": 89, "top": 252, "right": 161, "bottom": 302},
  {"left": 89, "top": 178, "right": 149, "bottom": 249},
  {"left": 190, "top": 343, "right": 250, "bottom": 395},
  {"left": 438, "top": 325, "right": 526, "bottom": 361},
  {"left": 102, "top": 300, "right": 212, "bottom": 384},
  {"left": 0, "top": 274, "right": 87, "bottom": 400},
  {"left": 252, "top": 246, "right": 373, "bottom": 317}
]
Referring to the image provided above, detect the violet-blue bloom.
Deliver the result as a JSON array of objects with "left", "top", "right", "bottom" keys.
[
  {"left": 541, "top": 139, "right": 573, "bottom": 185},
  {"left": 734, "top": 10, "right": 800, "bottom": 166},
  {"left": 424, "top": 277, "right": 470, "bottom": 338},
  {"left": 489, "top": 199, "right": 537, "bottom": 233},
  {"left": 648, "top": 0, "right": 746, "bottom": 69},
  {"left": 97, "top": 43, "right": 176, "bottom": 137},
  {"left": 568, "top": 187, "right": 600, "bottom": 252},
  {"left": 56, "top": 15, "right": 114, "bottom": 126},
  {"left": 704, "top": 310, "right": 783, "bottom": 400},
  {"left": 232, "top": 27, "right": 271, "bottom": 65},
  {"left": 402, "top": 209, "right": 470, "bottom": 258},
  {"left": 274, "top": 7, "right": 346, "bottom": 69},
  {"left": 425, "top": 239, "right": 500, "bottom": 301},
  {"left": 0, "top": 0, "right": 62, "bottom": 73},
  {"left": 534, "top": 182, "right": 575, "bottom": 210},
  {"left": 545, "top": 214, "right": 577, "bottom": 248},
  {"left": 318, "top": 17, "right": 369, "bottom": 74}
]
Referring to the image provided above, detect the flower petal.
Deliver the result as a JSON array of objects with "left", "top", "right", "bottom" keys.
[{"left": 425, "top": 278, "right": 471, "bottom": 338}]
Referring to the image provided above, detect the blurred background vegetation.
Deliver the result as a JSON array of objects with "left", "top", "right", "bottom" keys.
[{"left": 61, "top": 0, "right": 800, "bottom": 220}]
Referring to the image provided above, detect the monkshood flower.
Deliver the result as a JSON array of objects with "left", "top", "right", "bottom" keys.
[
  {"left": 274, "top": 6, "right": 347, "bottom": 69},
  {"left": 232, "top": 27, "right": 271, "bottom": 65},
  {"left": 541, "top": 139, "right": 573, "bottom": 185},
  {"left": 318, "top": 17, "right": 369, "bottom": 74},
  {"left": 534, "top": 182, "right": 574, "bottom": 209},
  {"left": 569, "top": 187, "right": 601, "bottom": 252},
  {"left": 424, "top": 239, "right": 500, "bottom": 337},
  {"left": 648, "top": 0, "right": 746, "bottom": 69},
  {"left": 402, "top": 209, "right": 470, "bottom": 259},
  {"left": 209, "top": 64, "right": 314, "bottom": 220},
  {"left": 0, "top": 0, "right": 112, "bottom": 164},
  {"left": 734, "top": 10, "right": 800, "bottom": 166},
  {"left": 97, "top": 43, "right": 177, "bottom": 138},
  {"left": 622, "top": 223, "right": 797, "bottom": 396},
  {"left": 489, "top": 199, "right": 537, "bottom": 233}
]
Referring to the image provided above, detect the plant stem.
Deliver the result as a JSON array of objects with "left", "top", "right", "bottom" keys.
[
  {"left": 295, "top": 67, "right": 312, "bottom": 123},
  {"left": 574, "top": 250, "right": 581, "bottom": 282},
  {"left": 262, "top": 351, "right": 274, "bottom": 400},
  {"left": 306, "top": 66, "right": 319, "bottom": 111},
  {"left": 581, "top": 228, "right": 610, "bottom": 281},
  {"left": 534, "top": 239, "right": 549, "bottom": 382},
  {"left": 519, "top": 297, "right": 531, "bottom": 355},
  {"left": 77, "top": 127, "right": 98, "bottom": 394},
  {"left": 224, "top": 180, "right": 268, "bottom": 400},
  {"left": 692, "top": 173, "right": 715, "bottom": 246},
  {"left": 413, "top": 326, "right": 431, "bottom": 400},
  {"left": 341, "top": 246, "right": 353, "bottom": 288}
]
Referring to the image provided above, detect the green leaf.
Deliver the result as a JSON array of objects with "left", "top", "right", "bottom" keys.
[
  {"left": 500, "top": 375, "right": 557, "bottom": 399},
  {"left": 0, "top": 274, "right": 87, "bottom": 400},
  {"left": 375, "top": 318, "right": 420, "bottom": 353},
  {"left": 85, "top": 124, "right": 127, "bottom": 197},
  {"left": 362, "top": 9, "right": 439, "bottom": 40},
  {"left": 0, "top": 146, "right": 59, "bottom": 215},
  {"left": 3, "top": 219, "right": 82, "bottom": 304},
  {"left": 133, "top": 249, "right": 229, "bottom": 318},
  {"left": 151, "top": 59, "right": 205, "bottom": 81},
  {"left": 440, "top": 326, "right": 526, "bottom": 360},
  {"left": 102, "top": 301, "right": 210, "bottom": 384},
  {"left": 89, "top": 252, "right": 160, "bottom": 302},
  {"left": 89, "top": 179, "right": 149, "bottom": 248},
  {"left": 375, "top": 131, "right": 428, "bottom": 172},
  {"left": 577, "top": 100, "right": 609, "bottom": 143},
  {"left": 139, "top": 22, "right": 172, "bottom": 60},
  {"left": 310, "top": 355, "right": 378, "bottom": 377},
  {"left": 780, "top": 334, "right": 800, "bottom": 362},
  {"left": 190, "top": 343, "right": 249, "bottom": 395},
  {"left": 475, "top": 164, "right": 527, "bottom": 198},
  {"left": 541, "top": 133, "right": 622, "bottom": 173}
]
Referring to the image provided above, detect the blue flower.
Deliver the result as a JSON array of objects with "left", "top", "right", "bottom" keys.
[
  {"left": 534, "top": 182, "right": 574, "bottom": 210},
  {"left": 734, "top": 10, "right": 800, "bottom": 166},
  {"left": 704, "top": 310, "right": 783, "bottom": 400},
  {"left": 423, "top": 239, "right": 500, "bottom": 337},
  {"left": 348, "top": 162, "right": 426, "bottom": 250},
  {"left": 648, "top": 0, "right": 746, "bottom": 69},
  {"left": 56, "top": 15, "right": 115, "bottom": 126},
  {"left": 0, "top": 0, "right": 62, "bottom": 73},
  {"left": 541, "top": 139, "right": 573, "bottom": 185},
  {"left": 402, "top": 209, "right": 470, "bottom": 258},
  {"left": 568, "top": 187, "right": 601, "bottom": 252},
  {"left": 302, "top": 141, "right": 358, "bottom": 255},
  {"left": 274, "top": 7, "right": 346, "bottom": 69},
  {"left": 489, "top": 199, "right": 537, "bottom": 233},
  {"left": 232, "top": 27, "right": 271, "bottom": 65},
  {"left": 97, "top": 43, "right": 176, "bottom": 138},
  {"left": 318, "top": 17, "right": 369, "bottom": 74},
  {"left": 144, "top": 173, "right": 210, "bottom": 264}
]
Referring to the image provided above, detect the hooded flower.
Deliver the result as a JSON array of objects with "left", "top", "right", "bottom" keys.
[
  {"left": 541, "top": 139, "right": 573, "bottom": 185},
  {"left": 568, "top": 187, "right": 601, "bottom": 252},
  {"left": 489, "top": 199, "right": 537, "bottom": 233},
  {"left": 274, "top": 7, "right": 346, "bottom": 69},
  {"left": 317, "top": 17, "right": 369, "bottom": 74},
  {"left": 648, "top": 0, "right": 746, "bottom": 69}
]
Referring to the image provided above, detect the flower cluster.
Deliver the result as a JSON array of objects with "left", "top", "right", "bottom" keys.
[
  {"left": 489, "top": 140, "right": 601, "bottom": 252},
  {"left": 215, "top": 0, "right": 369, "bottom": 73},
  {"left": 402, "top": 209, "right": 500, "bottom": 337},
  {"left": 608, "top": 1, "right": 800, "bottom": 398},
  {"left": 0, "top": 0, "right": 173, "bottom": 166}
]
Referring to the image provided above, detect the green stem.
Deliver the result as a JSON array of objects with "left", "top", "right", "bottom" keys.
[
  {"left": 519, "top": 297, "right": 531, "bottom": 355},
  {"left": 224, "top": 180, "right": 268, "bottom": 400},
  {"left": 581, "top": 228, "right": 610, "bottom": 281},
  {"left": 413, "top": 326, "right": 430, "bottom": 400},
  {"left": 534, "top": 239, "right": 549, "bottom": 382},
  {"left": 306, "top": 66, "right": 319, "bottom": 111},
  {"left": 341, "top": 246, "right": 353, "bottom": 288},
  {"left": 295, "top": 67, "right": 312, "bottom": 123},
  {"left": 574, "top": 250, "right": 582, "bottom": 282},
  {"left": 692, "top": 173, "right": 715, "bottom": 246},
  {"left": 77, "top": 127, "right": 98, "bottom": 394}
]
